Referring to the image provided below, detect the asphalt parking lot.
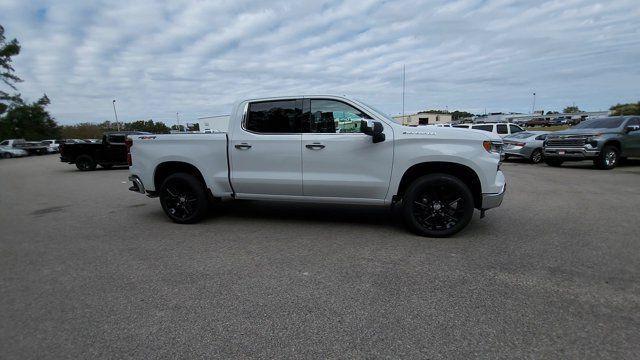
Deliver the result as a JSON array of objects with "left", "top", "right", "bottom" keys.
[{"left": 1, "top": 155, "right": 639, "bottom": 358}]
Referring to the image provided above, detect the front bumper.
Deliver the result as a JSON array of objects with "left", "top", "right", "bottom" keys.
[
  {"left": 544, "top": 147, "right": 599, "bottom": 159},
  {"left": 481, "top": 182, "right": 506, "bottom": 210}
]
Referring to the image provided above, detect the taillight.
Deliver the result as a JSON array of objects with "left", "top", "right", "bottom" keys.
[{"left": 125, "top": 138, "right": 133, "bottom": 166}]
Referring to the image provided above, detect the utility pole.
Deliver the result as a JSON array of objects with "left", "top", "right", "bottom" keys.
[
  {"left": 176, "top": 112, "right": 181, "bottom": 132},
  {"left": 112, "top": 100, "right": 120, "bottom": 131},
  {"left": 402, "top": 64, "right": 406, "bottom": 125},
  {"left": 531, "top": 92, "right": 536, "bottom": 114}
]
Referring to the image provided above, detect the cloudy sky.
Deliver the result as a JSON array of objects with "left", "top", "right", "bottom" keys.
[{"left": 1, "top": 0, "right": 639, "bottom": 125}]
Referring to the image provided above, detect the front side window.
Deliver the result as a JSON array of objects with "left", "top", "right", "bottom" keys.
[
  {"left": 510, "top": 124, "right": 524, "bottom": 133},
  {"left": 535, "top": 134, "right": 548, "bottom": 140},
  {"left": 473, "top": 125, "right": 493, "bottom": 132},
  {"left": 305, "top": 99, "right": 371, "bottom": 133},
  {"left": 246, "top": 100, "right": 301, "bottom": 133},
  {"left": 626, "top": 118, "right": 640, "bottom": 127},
  {"left": 497, "top": 124, "right": 508, "bottom": 134},
  {"left": 0, "top": 141, "right": 8, "bottom": 145}
]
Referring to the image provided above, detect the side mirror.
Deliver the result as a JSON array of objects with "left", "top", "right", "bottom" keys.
[
  {"left": 625, "top": 125, "right": 640, "bottom": 133},
  {"left": 361, "top": 120, "right": 385, "bottom": 143}
]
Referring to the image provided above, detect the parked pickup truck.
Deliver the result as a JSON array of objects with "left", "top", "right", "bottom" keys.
[
  {"left": 0, "top": 139, "right": 48, "bottom": 155},
  {"left": 127, "top": 95, "right": 506, "bottom": 237},
  {"left": 544, "top": 116, "right": 640, "bottom": 169},
  {"left": 60, "top": 131, "right": 150, "bottom": 171}
]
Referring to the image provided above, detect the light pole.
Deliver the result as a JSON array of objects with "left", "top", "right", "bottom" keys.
[
  {"left": 112, "top": 100, "right": 120, "bottom": 131},
  {"left": 402, "top": 64, "right": 406, "bottom": 125},
  {"left": 531, "top": 92, "right": 536, "bottom": 115},
  {"left": 176, "top": 112, "right": 181, "bottom": 132}
]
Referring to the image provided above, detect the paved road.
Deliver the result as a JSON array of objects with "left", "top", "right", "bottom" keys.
[{"left": 1, "top": 155, "right": 639, "bottom": 359}]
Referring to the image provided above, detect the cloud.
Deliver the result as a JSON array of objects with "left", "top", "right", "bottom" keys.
[{"left": 0, "top": 0, "right": 639, "bottom": 125}]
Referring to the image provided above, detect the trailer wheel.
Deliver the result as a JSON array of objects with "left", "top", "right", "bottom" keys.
[{"left": 75, "top": 155, "right": 97, "bottom": 171}]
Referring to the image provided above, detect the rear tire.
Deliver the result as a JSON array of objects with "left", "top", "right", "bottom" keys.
[
  {"left": 159, "top": 173, "right": 209, "bottom": 224},
  {"left": 402, "top": 174, "right": 475, "bottom": 238},
  {"left": 530, "top": 148, "right": 543, "bottom": 164},
  {"left": 545, "top": 158, "right": 563, "bottom": 167},
  {"left": 75, "top": 155, "right": 97, "bottom": 171},
  {"left": 594, "top": 145, "right": 618, "bottom": 170}
]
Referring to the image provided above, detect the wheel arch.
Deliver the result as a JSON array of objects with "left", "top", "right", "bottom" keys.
[
  {"left": 395, "top": 162, "right": 482, "bottom": 209},
  {"left": 154, "top": 161, "right": 207, "bottom": 191},
  {"left": 602, "top": 139, "right": 621, "bottom": 152}
]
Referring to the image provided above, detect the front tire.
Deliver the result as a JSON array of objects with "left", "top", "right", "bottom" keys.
[
  {"left": 2, "top": 152, "right": 12, "bottom": 159},
  {"left": 75, "top": 155, "right": 97, "bottom": 171},
  {"left": 402, "top": 174, "right": 475, "bottom": 238},
  {"left": 594, "top": 145, "right": 618, "bottom": 170},
  {"left": 159, "top": 173, "right": 208, "bottom": 224},
  {"left": 530, "top": 148, "right": 543, "bottom": 164}
]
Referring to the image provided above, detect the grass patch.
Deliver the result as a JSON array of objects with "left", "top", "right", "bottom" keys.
[{"left": 525, "top": 125, "right": 570, "bottom": 132}]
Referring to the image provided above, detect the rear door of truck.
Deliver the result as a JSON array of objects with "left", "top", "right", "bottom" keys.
[{"left": 229, "top": 99, "right": 303, "bottom": 196}]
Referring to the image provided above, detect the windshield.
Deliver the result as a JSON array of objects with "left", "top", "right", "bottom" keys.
[
  {"left": 508, "top": 132, "right": 535, "bottom": 139},
  {"left": 352, "top": 99, "right": 396, "bottom": 123},
  {"left": 573, "top": 117, "right": 623, "bottom": 129}
]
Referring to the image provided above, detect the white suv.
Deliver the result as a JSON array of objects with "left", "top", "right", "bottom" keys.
[{"left": 454, "top": 123, "right": 525, "bottom": 138}]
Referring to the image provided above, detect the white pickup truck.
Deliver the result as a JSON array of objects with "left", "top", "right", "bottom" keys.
[{"left": 127, "top": 95, "right": 505, "bottom": 237}]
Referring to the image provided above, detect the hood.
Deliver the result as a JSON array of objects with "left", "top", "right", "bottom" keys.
[
  {"left": 398, "top": 124, "right": 502, "bottom": 142},
  {"left": 549, "top": 128, "right": 616, "bottom": 137}
]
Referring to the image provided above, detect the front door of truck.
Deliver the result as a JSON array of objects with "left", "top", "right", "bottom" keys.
[
  {"left": 230, "top": 99, "right": 303, "bottom": 196},
  {"left": 623, "top": 118, "right": 640, "bottom": 157},
  {"left": 301, "top": 98, "right": 393, "bottom": 200}
]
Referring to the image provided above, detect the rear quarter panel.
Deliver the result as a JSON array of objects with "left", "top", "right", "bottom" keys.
[{"left": 128, "top": 134, "right": 232, "bottom": 196}]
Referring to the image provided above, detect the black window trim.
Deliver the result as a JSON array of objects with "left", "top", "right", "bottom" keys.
[{"left": 241, "top": 99, "right": 304, "bottom": 135}]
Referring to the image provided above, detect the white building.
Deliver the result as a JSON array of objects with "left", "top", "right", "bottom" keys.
[
  {"left": 392, "top": 112, "right": 453, "bottom": 126},
  {"left": 197, "top": 115, "right": 230, "bottom": 133}
]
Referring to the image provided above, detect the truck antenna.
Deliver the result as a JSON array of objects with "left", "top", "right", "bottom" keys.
[{"left": 402, "top": 64, "right": 406, "bottom": 124}]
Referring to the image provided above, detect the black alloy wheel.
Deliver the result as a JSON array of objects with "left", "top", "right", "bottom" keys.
[
  {"left": 403, "top": 174, "right": 474, "bottom": 237},
  {"left": 159, "top": 173, "right": 208, "bottom": 224}
]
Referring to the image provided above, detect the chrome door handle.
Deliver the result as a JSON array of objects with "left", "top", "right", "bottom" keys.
[
  {"left": 235, "top": 143, "right": 252, "bottom": 150},
  {"left": 305, "top": 143, "right": 325, "bottom": 150}
]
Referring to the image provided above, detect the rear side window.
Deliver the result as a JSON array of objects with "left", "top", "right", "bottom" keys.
[
  {"left": 473, "top": 125, "right": 493, "bottom": 132},
  {"left": 108, "top": 135, "right": 126, "bottom": 143},
  {"left": 246, "top": 100, "right": 301, "bottom": 133}
]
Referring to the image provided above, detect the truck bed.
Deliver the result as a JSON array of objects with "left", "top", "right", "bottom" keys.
[{"left": 128, "top": 133, "right": 233, "bottom": 196}]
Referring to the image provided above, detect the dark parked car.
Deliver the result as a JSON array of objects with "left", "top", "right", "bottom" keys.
[
  {"left": 543, "top": 116, "right": 640, "bottom": 169},
  {"left": 525, "top": 118, "right": 550, "bottom": 127},
  {"left": 60, "top": 131, "right": 150, "bottom": 171}
]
